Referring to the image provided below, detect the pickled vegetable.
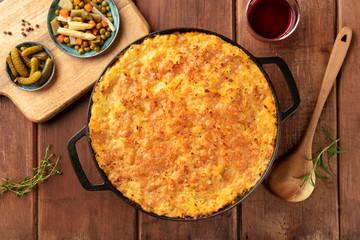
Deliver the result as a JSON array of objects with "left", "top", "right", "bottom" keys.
[
  {"left": 16, "top": 71, "right": 41, "bottom": 85},
  {"left": 21, "top": 55, "right": 44, "bottom": 69},
  {"left": 50, "top": 18, "right": 61, "bottom": 35},
  {"left": 53, "top": 0, "right": 115, "bottom": 55},
  {"left": 71, "top": 17, "right": 83, "bottom": 22},
  {"left": 21, "top": 46, "right": 43, "bottom": 57},
  {"left": 89, "top": 13, "right": 101, "bottom": 23},
  {"left": 58, "top": 27, "right": 96, "bottom": 40},
  {"left": 78, "top": 48, "right": 84, "bottom": 54},
  {"left": 68, "top": 21, "right": 93, "bottom": 31},
  {"left": 6, "top": 55, "right": 18, "bottom": 77},
  {"left": 11, "top": 47, "right": 29, "bottom": 77},
  {"left": 32, "top": 52, "right": 49, "bottom": 61},
  {"left": 59, "top": 0, "right": 73, "bottom": 10},
  {"left": 21, "top": 55, "right": 32, "bottom": 68},
  {"left": 36, "top": 58, "right": 53, "bottom": 86},
  {"left": 20, "top": 46, "right": 28, "bottom": 52},
  {"left": 99, "top": 28, "right": 106, "bottom": 35},
  {"left": 70, "top": 9, "right": 91, "bottom": 20},
  {"left": 91, "top": 35, "right": 101, "bottom": 43},
  {"left": 30, "top": 57, "right": 39, "bottom": 75}
]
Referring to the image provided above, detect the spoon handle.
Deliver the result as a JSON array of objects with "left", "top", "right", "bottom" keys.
[{"left": 301, "top": 27, "right": 352, "bottom": 149}]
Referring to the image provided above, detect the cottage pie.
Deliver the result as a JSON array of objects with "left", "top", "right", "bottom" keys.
[{"left": 89, "top": 32, "right": 278, "bottom": 218}]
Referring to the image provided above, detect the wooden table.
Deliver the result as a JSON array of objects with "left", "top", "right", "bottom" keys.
[{"left": 0, "top": 0, "right": 359, "bottom": 239}]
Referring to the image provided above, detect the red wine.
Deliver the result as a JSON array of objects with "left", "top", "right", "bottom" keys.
[{"left": 247, "top": 0, "right": 293, "bottom": 39}]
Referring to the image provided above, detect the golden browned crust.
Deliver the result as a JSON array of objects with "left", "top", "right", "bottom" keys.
[{"left": 89, "top": 32, "right": 278, "bottom": 218}]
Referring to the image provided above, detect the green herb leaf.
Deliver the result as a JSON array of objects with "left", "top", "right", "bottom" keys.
[
  {"left": 294, "top": 127, "right": 344, "bottom": 187},
  {"left": 323, "top": 126, "right": 335, "bottom": 141},
  {"left": 0, "top": 145, "right": 62, "bottom": 197}
]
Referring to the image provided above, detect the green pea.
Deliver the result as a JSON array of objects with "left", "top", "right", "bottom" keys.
[
  {"left": 97, "top": 0, "right": 102, "bottom": 3},
  {"left": 101, "top": 7, "right": 106, "bottom": 13},
  {"left": 106, "top": 6, "right": 110, "bottom": 11},
  {"left": 74, "top": 45, "right": 80, "bottom": 51},
  {"left": 94, "top": 46, "right": 100, "bottom": 51},
  {"left": 96, "top": 23, "right": 102, "bottom": 29},
  {"left": 64, "top": 37, "right": 70, "bottom": 43},
  {"left": 106, "top": 26, "right": 111, "bottom": 31},
  {"left": 108, "top": 17, "right": 113, "bottom": 22},
  {"left": 99, "top": 39, "right": 104, "bottom": 46},
  {"left": 100, "top": 34, "right": 106, "bottom": 40},
  {"left": 105, "top": 31, "right": 111, "bottom": 38},
  {"left": 78, "top": 48, "right": 84, "bottom": 54},
  {"left": 90, "top": 43, "right": 97, "bottom": 49},
  {"left": 102, "top": 1, "right": 108, "bottom": 6},
  {"left": 107, "top": 13, "right": 112, "bottom": 17},
  {"left": 79, "top": 1, "right": 84, "bottom": 7},
  {"left": 67, "top": 43, "right": 72, "bottom": 47},
  {"left": 55, "top": 10, "right": 60, "bottom": 16},
  {"left": 82, "top": 41, "right": 89, "bottom": 47},
  {"left": 84, "top": 47, "right": 91, "bottom": 52},
  {"left": 99, "top": 28, "right": 106, "bottom": 35},
  {"left": 75, "top": 5, "right": 80, "bottom": 10}
]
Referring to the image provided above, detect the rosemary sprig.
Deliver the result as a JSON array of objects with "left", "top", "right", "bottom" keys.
[
  {"left": 295, "top": 127, "right": 345, "bottom": 187},
  {"left": 0, "top": 144, "right": 62, "bottom": 197}
]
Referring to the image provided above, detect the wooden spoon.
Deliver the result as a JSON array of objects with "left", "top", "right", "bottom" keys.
[{"left": 266, "top": 27, "right": 352, "bottom": 202}]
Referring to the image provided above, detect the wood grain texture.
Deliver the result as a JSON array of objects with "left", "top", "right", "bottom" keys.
[
  {"left": 237, "top": 0, "right": 339, "bottom": 239},
  {"left": 338, "top": 0, "right": 360, "bottom": 239},
  {"left": 2, "top": 0, "right": 360, "bottom": 239},
  {"left": 0, "top": 0, "right": 150, "bottom": 123},
  {"left": 0, "top": 97, "right": 35, "bottom": 239},
  {"left": 135, "top": 0, "right": 237, "bottom": 239},
  {"left": 37, "top": 94, "right": 136, "bottom": 240}
]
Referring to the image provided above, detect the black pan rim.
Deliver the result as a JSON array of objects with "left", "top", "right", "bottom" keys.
[{"left": 85, "top": 27, "right": 282, "bottom": 221}]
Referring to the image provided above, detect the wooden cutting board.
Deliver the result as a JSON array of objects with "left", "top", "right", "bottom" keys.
[{"left": 0, "top": 0, "right": 150, "bottom": 122}]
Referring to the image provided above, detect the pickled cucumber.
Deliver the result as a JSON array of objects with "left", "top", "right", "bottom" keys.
[
  {"left": 30, "top": 57, "right": 39, "bottom": 75},
  {"left": 11, "top": 47, "right": 29, "bottom": 77},
  {"left": 20, "top": 46, "right": 28, "bottom": 52},
  {"left": 36, "top": 58, "right": 53, "bottom": 86},
  {"left": 32, "top": 52, "right": 49, "bottom": 61},
  {"left": 6, "top": 55, "right": 18, "bottom": 77},
  {"left": 15, "top": 71, "right": 42, "bottom": 85},
  {"left": 21, "top": 55, "right": 32, "bottom": 68},
  {"left": 21, "top": 55, "right": 43, "bottom": 69},
  {"left": 21, "top": 46, "right": 43, "bottom": 57}
]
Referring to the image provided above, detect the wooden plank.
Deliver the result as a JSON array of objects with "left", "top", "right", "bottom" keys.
[
  {"left": 0, "top": 97, "right": 35, "bottom": 239},
  {"left": 236, "top": 0, "right": 339, "bottom": 239},
  {"left": 135, "top": 0, "right": 238, "bottom": 239},
  {"left": 37, "top": 94, "right": 136, "bottom": 239},
  {"left": 338, "top": 0, "right": 360, "bottom": 239},
  {"left": 0, "top": 0, "right": 150, "bottom": 123}
]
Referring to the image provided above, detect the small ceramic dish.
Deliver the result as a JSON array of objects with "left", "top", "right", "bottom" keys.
[
  {"left": 47, "top": 0, "right": 120, "bottom": 58},
  {"left": 5, "top": 42, "right": 55, "bottom": 91}
]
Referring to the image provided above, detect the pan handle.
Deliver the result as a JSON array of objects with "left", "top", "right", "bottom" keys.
[
  {"left": 257, "top": 57, "right": 300, "bottom": 121},
  {"left": 67, "top": 126, "right": 109, "bottom": 191}
]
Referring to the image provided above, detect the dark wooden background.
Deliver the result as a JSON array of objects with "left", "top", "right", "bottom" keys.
[{"left": 0, "top": 0, "right": 359, "bottom": 239}]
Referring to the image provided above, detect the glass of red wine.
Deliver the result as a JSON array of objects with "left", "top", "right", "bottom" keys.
[{"left": 246, "top": 0, "right": 300, "bottom": 41}]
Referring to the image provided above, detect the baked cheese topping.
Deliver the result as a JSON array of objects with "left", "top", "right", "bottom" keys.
[{"left": 89, "top": 32, "right": 278, "bottom": 218}]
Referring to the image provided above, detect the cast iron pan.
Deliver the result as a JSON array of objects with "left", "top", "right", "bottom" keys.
[{"left": 67, "top": 28, "right": 300, "bottom": 221}]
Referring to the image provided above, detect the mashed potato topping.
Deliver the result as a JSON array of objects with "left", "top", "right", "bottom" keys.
[{"left": 89, "top": 32, "right": 278, "bottom": 218}]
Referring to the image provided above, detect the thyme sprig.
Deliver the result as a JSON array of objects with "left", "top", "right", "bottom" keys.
[
  {"left": 295, "top": 127, "right": 345, "bottom": 187},
  {"left": 0, "top": 144, "right": 62, "bottom": 197}
]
